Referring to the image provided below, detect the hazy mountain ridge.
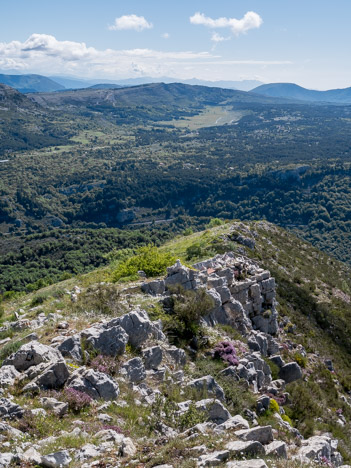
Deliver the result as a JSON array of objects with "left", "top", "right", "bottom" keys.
[
  {"left": 0, "top": 74, "right": 65, "bottom": 93},
  {"left": 253, "top": 82, "right": 351, "bottom": 103}
]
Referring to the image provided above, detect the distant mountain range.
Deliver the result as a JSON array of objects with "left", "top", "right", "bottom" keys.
[
  {"left": 2, "top": 73, "right": 351, "bottom": 104},
  {"left": 0, "top": 72, "right": 263, "bottom": 92},
  {"left": 0, "top": 74, "right": 65, "bottom": 93},
  {"left": 253, "top": 82, "right": 351, "bottom": 104},
  {"left": 107, "top": 77, "right": 263, "bottom": 91}
]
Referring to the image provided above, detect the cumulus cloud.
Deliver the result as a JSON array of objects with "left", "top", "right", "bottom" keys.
[
  {"left": 0, "top": 33, "right": 215, "bottom": 78},
  {"left": 190, "top": 11, "right": 263, "bottom": 36},
  {"left": 0, "top": 33, "right": 290, "bottom": 81},
  {"left": 109, "top": 14, "right": 153, "bottom": 31}
]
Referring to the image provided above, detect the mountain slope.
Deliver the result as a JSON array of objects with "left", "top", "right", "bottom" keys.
[
  {"left": 1, "top": 221, "right": 351, "bottom": 465},
  {"left": 0, "top": 73, "right": 65, "bottom": 93},
  {"left": 27, "top": 82, "right": 295, "bottom": 125},
  {"left": 253, "top": 82, "right": 351, "bottom": 103},
  {"left": 0, "top": 84, "right": 71, "bottom": 155}
]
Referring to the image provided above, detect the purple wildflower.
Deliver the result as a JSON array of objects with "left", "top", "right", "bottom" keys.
[
  {"left": 64, "top": 388, "right": 92, "bottom": 412},
  {"left": 213, "top": 341, "right": 239, "bottom": 366}
]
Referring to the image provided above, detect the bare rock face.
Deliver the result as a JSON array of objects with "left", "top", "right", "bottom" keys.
[
  {"left": 41, "top": 450, "right": 72, "bottom": 467},
  {"left": 81, "top": 325, "right": 128, "bottom": 357},
  {"left": 0, "top": 365, "right": 20, "bottom": 388},
  {"left": 225, "top": 440, "right": 265, "bottom": 457},
  {"left": 57, "top": 334, "right": 83, "bottom": 362},
  {"left": 66, "top": 367, "right": 119, "bottom": 400},
  {"left": 297, "top": 434, "right": 342, "bottom": 466},
  {"left": 279, "top": 362, "right": 302, "bottom": 383},
  {"left": 142, "top": 346, "right": 163, "bottom": 370},
  {"left": 235, "top": 425, "right": 274, "bottom": 445},
  {"left": 24, "top": 360, "right": 69, "bottom": 390},
  {"left": 0, "top": 398, "right": 24, "bottom": 419},
  {"left": 186, "top": 375, "right": 225, "bottom": 401},
  {"left": 106, "top": 309, "right": 165, "bottom": 347},
  {"left": 4, "top": 342, "right": 63, "bottom": 371},
  {"left": 142, "top": 253, "right": 279, "bottom": 337},
  {"left": 121, "top": 357, "right": 146, "bottom": 383}
]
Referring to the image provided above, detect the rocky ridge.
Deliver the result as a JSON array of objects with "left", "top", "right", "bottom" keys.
[{"left": 0, "top": 243, "right": 350, "bottom": 467}]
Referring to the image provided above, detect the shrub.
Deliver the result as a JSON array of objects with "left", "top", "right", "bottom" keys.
[
  {"left": 207, "top": 218, "right": 224, "bottom": 228},
  {"left": 178, "top": 402, "right": 206, "bottom": 431},
  {"left": 282, "top": 413, "right": 293, "bottom": 426},
  {"left": 186, "top": 243, "right": 204, "bottom": 261},
  {"left": 269, "top": 398, "right": 280, "bottom": 413},
  {"left": 112, "top": 245, "right": 176, "bottom": 282},
  {"left": 163, "top": 286, "right": 214, "bottom": 344},
  {"left": 294, "top": 352, "right": 307, "bottom": 368},
  {"left": 64, "top": 388, "right": 92, "bottom": 412},
  {"left": 266, "top": 359, "right": 280, "bottom": 381},
  {"left": 213, "top": 341, "right": 239, "bottom": 366},
  {"left": 90, "top": 354, "right": 120, "bottom": 375}
]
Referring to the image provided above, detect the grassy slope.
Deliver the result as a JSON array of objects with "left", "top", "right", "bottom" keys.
[{"left": 2, "top": 220, "right": 351, "bottom": 461}]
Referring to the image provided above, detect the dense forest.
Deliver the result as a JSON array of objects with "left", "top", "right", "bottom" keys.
[{"left": 1, "top": 83, "right": 351, "bottom": 292}]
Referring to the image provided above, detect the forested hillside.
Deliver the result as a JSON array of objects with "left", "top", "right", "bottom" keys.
[{"left": 0, "top": 83, "right": 351, "bottom": 292}]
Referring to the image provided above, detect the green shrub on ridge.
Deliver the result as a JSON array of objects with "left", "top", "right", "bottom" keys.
[{"left": 112, "top": 245, "right": 176, "bottom": 282}]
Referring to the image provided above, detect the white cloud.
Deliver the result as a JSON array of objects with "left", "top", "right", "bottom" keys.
[
  {"left": 0, "top": 34, "right": 291, "bottom": 82},
  {"left": 211, "top": 32, "right": 230, "bottom": 43},
  {"left": 190, "top": 11, "right": 263, "bottom": 36},
  {"left": 0, "top": 34, "right": 215, "bottom": 78},
  {"left": 109, "top": 14, "right": 153, "bottom": 32},
  {"left": 162, "top": 33, "right": 170, "bottom": 39}
]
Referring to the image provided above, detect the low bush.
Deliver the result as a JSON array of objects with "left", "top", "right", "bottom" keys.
[
  {"left": 64, "top": 388, "right": 92, "bottom": 412},
  {"left": 112, "top": 245, "right": 176, "bottom": 282},
  {"left": 213, "top": 341, "right": 239, "bottom": 366},
  {"left": 163, "top": 285, "right": 214, "bottom": 344},
  {"left": 269, "top": 398, "right": 280, "bottom": 413},
  {"left": 294, "top": 352, "right": 307, "bottom": 368},
  {"left": 90, "top": 354, "right": 120, "bottom": 375}
]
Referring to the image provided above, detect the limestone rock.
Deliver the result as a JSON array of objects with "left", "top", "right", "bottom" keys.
[
  {"left": 142, "top": 346, "right": 163, "bottom": 369},
  {"left": 40, "top": 397, "right": 68, "bottom": 416},
  {"left": 198, "top": 450, "right": 229, "bottom": 466},
  {"left": 67, "top": 367, "right": 119, "bottom": 400},
  {"left": 81, "top": 325, "right": 128, "bottom": 357},
  {"left": 225, "top": 440, "right": 265, "bottom": 456},
  {"left": 121, "top": 357, "right": 146, "bottom": 383},
  {"left": 279, "top": 362, "right": 302, "bottom": 384},
  {"left": 41, "top": 450, "right": 72, "bottom": 467},
  {"left": 0, "top": 398, "right": 24, "bottom": 419},
  {"left": 24, "top": 360, "right": 69, "bottom": 389},
  {"left": 107, "top": 309, "right": 165, "bottom": 347},
  {"left": 215, "top": 415, "right": 250, "bottom": 432},
  {"left": 0, "top": 365, "right": 20, "bottom": 388},
  {"left": 141, "top": 279, "right": 165, "bottom": 296},
  {"left": 0, "top": 453, "right": 15, "bottom": 467},
  {"left": 21, "top": 447, "right": 42, "bottom": 465},
  {"left": 265, "top": 440, "right": 287, "bottom": 458},
  {"left": 165, "top": 346, "right": 186, "bottom": 366},
  {"left": 194, "top": 399, "right": 231, "bottom": 424},
  {"left": 235, "top": 425, "right": 274, "bottom": 445},
  {"left": 4, "top": 342, "right": 63, "bottom": 371},
  {"left": 57, "top": 334, "right": 82, "bottom": 362},
  {"left": 186, "top": 375, "right": 225, "bottom": 401}
]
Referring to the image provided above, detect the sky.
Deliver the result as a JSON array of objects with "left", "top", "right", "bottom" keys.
[{"left": 0, "top": 0, "right": 350, "bottom": 89}]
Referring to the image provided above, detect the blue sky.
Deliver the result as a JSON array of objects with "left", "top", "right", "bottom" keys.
[{"left": 0, "top": 0, "right": 350, "bottom": 89}]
